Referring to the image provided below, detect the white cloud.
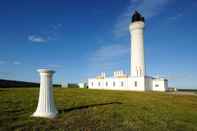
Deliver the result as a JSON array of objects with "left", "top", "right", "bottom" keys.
[
  {"left": 168, "top": 13, "right": 183, "bottom": 21},
  {"left": 28, "top": 23, "right": 63, "bottom": 43},
  {"left": 113, "top": 0, "right": 174, "bottom": 38},
  {"left": 44, "top": 23, "right": 64, "bottom": 40},
  {"left": 90, "top": 44, "right": 129, "bottom": 62},
  {"left": 136, "top": 0, "right": 172, "bottom": 18},
  {"left": 131, "top": 0, "right": 139, "bottom": 3},
  {"left": 0, "top": 72, "right": 15, "bottom": 79},
  {"left": 0, "top": 61, "right": 6, "bottom": 64},
  {"left": 37, "top": 64, "right": 63, "bottom": 69},
  {"left": 47, "top": 64, "right": 63, "bottom": 68},
  {"left": 51, "top": 24, "right": 62, "bottom": 30},
  {"left": 88, "top": 44, "right": 129, "bottom": 72},
  {"left": 28, "top": 35, "right": 47, "bottom": 43},
  {"left": 0, "top": 60, "right": 22, "bottom": 65},
  {"left": 13, "top": 61, "right": 21, "bottom": 65}
]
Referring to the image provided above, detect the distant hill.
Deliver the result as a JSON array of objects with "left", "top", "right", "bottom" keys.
[
  {"left": 0, "top": 79, "right": 60, "bottom": 88},
  {"left": 178, "top": 89, "right": 197, "bottom": 92}
]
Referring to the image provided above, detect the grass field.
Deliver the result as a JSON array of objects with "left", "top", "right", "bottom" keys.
[{"left": 0, "top": 88, "right": 197, "bottom": 131}]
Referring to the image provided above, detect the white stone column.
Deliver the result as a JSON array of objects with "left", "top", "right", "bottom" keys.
[{"left": 32, "top": 69, "right": 58, "bottom": 118}]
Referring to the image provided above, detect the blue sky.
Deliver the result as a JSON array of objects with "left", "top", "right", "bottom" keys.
[{"left": 0, "top": 0, "right": 197, "bottom": 89}]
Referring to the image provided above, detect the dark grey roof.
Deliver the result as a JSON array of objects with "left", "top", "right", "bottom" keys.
[{"left": 132, "top": 11, "right": 145, "bottom": 23}]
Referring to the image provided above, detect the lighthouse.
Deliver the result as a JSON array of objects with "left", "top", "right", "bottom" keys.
[
  {"left": 129, "top": 11, "right": 145, "bottom": 77},
  {"left": 88, "top": 11, "right": 168, "bottom": 92}
]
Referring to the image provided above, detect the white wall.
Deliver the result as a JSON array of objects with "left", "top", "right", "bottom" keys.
[
  {"left": 88, "top": 77, "right": 145, "bottom": 91},
  {"left": 88, "top": 76, "right": 168, "bottom": 92},
  {"left": 128, "top": 77, "right": 145, "bottom": 91},
  {"left": 78, "top": 83, "right": 84, "bottom": 88},
  {"left": 144, "top": 76, "right": 153, "bottom": 91},
  {"left": 152, "top": 79, "right": 167, "bottom": 91}
]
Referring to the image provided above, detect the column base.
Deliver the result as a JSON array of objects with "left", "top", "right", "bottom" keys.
[{"left": 32, "top": 111, "right": 58, "bottom": 119}]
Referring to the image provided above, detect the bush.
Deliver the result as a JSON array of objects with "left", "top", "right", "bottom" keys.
[{"left": 67, "top": 83, "right": 79, "bottom": 88}]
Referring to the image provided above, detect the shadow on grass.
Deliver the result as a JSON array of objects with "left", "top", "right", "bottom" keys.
[
  {"left": 0, "top": 89, "right": 8, "bottom": 92},
  {"left": 5, "top": 109, "right": 24, "bottom": 113},
  {"left": 59, "top": 102, "right": 122, "bottom": 113}
]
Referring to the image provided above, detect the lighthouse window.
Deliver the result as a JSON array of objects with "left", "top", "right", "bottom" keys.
[
  {"left": 121, "top": 81, "right": 124, "bottom": 87},
  {"left": 134, "top": 81, "right": 137, "bottom": 87},
  {"left": 113, "top": 82, "right": 116, "bottom": 87}
]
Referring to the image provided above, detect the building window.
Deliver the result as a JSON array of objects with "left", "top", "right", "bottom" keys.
[
  {"left": 121, "top": 81, "right": 124, "bottom": 87},
  {"left": 155, "top": 84, "right": 159, "bottom": 87},
  {"left": 113, "top": 81, "right": 116, "bottom": 87},
  {"left": 98, "top": 82, "right": 100, "bottom": 86},
  {"left": 106, "top": 82, "right": 108, "bottom": 87},
  {"left": 134, "top": 81, "right": 137, "bottom": 87},
  {"left": 92, "top": 82, "right": 94, "bottom": 86}
]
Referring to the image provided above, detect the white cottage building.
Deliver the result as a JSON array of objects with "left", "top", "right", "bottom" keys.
[{"left": 88, "top": 11, "right": 168, "bottom": 92}]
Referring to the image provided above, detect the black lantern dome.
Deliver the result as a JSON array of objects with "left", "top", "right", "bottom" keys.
[{"left": 132, "top": 11, "right": 145, "bottom": 23}]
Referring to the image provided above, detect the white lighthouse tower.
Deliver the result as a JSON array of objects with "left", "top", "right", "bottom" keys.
[
  {"left": 88, "top": 11, "right": 168, "bottom": 92},
  {"left": 129, "top": 11, "right": 145, "bottom": 77}
]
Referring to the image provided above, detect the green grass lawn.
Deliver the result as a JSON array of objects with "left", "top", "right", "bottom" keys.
[{"left": 0, "top": 88, "right": 197, "bottom": 131}]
